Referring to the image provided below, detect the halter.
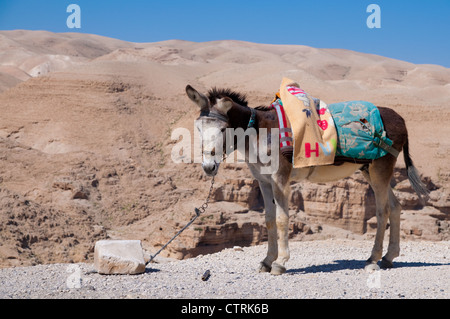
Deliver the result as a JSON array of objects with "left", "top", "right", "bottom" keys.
[
  {"left": 247, "top": 108, "right": 257, "bottom": 129},
  {"left": 199, "top": 110, "right": 229, "bottom": 123},
  {"left": 199, "top": 108, "right": 257, "bottom": 163},
  {"left": 200, "top": 108, "right": 257, "bottom": 128}
]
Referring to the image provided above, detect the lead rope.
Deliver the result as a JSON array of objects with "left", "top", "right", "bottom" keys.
[{"left": 146, "top": 175, "right": 215, "bottom": 265}]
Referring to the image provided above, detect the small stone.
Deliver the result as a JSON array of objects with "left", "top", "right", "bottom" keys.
[
  {"left": 201, "top": 270, "right": 211, "bottom": 281},
  {"left": 94, "top": 240, "right": 146, "bottom": 275}
]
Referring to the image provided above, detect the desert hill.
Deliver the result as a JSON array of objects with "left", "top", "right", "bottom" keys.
[{"left": 0, "top": 30, "right": 449, "bottom": 267}]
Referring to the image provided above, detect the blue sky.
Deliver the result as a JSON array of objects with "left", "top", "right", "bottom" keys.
[{"left": 0, "top": 0, "right": 449, "bottom": 67}]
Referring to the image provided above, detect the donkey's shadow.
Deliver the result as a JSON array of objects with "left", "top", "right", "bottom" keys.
[{"left": 287, "top": 259, "right": 450, "bottom": 274}]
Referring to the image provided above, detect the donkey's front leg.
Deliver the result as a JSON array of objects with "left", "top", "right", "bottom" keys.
[
  {"left": 271, "top": 181, "right": 291, "bottom": 275},
  {"left": 257, "top": 180, "right": 277, "bottom": 273}
]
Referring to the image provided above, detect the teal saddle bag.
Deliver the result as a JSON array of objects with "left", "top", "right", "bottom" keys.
[{"left": 328, "top": 101, "right": 396, "bottom": 160}]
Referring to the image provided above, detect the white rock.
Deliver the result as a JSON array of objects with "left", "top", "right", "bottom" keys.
[{"left": 94, "top": 240, "right": 146, "bottom": 275}]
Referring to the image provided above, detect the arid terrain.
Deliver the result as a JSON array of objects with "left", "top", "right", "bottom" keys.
[{"left": 0, "top": 30, "right": 449, "bottom": 268}]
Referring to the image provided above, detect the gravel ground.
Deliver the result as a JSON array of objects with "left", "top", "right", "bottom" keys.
[{"left": 0, "top": 239, "right": 448, "bottom": 299}]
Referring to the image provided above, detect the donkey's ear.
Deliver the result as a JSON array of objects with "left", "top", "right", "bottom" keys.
[
  {"left": 215, "top": 97, "right": 233, "bottom": 115},
  {"left": 186, "top": 85, "right": 209, "bottom": 111}
]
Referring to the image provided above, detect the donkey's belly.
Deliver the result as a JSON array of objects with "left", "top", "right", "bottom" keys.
[{"left": 291, "top": 162, "right": 363, "bottom": 183}]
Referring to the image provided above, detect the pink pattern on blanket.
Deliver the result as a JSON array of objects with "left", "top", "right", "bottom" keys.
[
  {"left": 287, "top": 86, "right": 306, "bottom": 97},
  {"left": 270, "top": 98, "right": 292, "bottom": 148}
]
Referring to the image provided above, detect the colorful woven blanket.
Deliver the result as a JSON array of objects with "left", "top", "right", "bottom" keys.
[
  {"left": 275, "top": 77, "right": 337, "bottom": 168},
  {"left": 328, "top": 101, "right": 394, "bottom": 159},
  {"left": 270, "top": 78, "right": 395, "bottom": 167}
]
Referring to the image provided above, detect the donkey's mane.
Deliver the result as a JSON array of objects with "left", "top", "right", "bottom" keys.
[
  {"left": 207, "top": 87, "right": 248, "bottom": 107},
  {"left": 207, "top": 87, "right": 274, "bottom": 111}
]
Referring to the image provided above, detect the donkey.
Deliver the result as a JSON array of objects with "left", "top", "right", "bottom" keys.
[{"left": 185, "top": 85, "right": 429, "bottom": 275}]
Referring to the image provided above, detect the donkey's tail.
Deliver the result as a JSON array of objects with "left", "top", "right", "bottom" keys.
[{"left": 403, "top": 137, "right": 429, "bottom": 201}]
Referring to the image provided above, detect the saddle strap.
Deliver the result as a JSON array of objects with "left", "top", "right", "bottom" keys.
[{"left": 374, "top": 139, "right": 400, "bottom": 158}]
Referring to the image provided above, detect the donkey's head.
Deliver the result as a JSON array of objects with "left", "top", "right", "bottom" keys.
[{"left": 185, "top": 85, "right": 233, "bottom": 176}]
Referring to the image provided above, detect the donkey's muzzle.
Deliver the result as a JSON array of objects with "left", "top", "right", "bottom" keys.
[{"left": 202, "top": 161, "right": 219, "bottom": 176}]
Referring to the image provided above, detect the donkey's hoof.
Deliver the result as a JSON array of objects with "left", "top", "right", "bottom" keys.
[
  {"left": 258, "top": 262, "right": 272, "bottom": 273},
  {"left": 270, "top": 263, "right": 286, "bottom": 276},
  {"left": 380, "top": 257, "right": 394, "bottom": 269},
  {"left": 364, "top": 262, "right": 380, "bottom": 273}
]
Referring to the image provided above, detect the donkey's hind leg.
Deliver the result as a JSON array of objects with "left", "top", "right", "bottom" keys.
[
  {"left": 380, "top": 187, "right": 402, "bottom": 268},
  {"left": 360, "top": 156, "right": 397, "bottom": 271}
]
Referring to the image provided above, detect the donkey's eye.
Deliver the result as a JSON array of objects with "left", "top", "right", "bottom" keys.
[{"left": 221, "top": 128, "right": 226, "bottom": 133}]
